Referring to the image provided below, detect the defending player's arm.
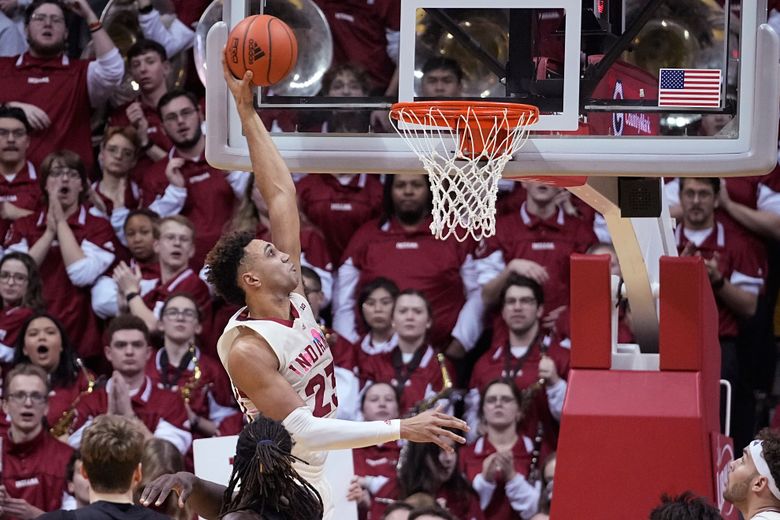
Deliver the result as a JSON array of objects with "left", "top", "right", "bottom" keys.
[
  {"left": 228, "top": 331, "right": 468, "bottom": 452},
  {"left": 223, "top": 59, "right": 304, "bottom": 296}
]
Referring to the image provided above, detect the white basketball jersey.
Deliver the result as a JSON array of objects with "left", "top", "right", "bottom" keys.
[{"left": 216, "top": 292, "right": 338, "bottom": 479}]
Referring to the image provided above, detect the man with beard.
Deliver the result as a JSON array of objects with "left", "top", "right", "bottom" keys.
[
  {"left": 724, "top": 429, "right": 780, "bottom": 519},
  {"left": 0, "top": 106, "right": 42, "bottom": 240},
  {"left": 0, "top": 0, "right": 123, "bottom": 174},
  {"left": 334, "top": 173, "right": 483, "bottom": 358},
  {"left": 675, "top": 177, "right": 764, "bottom": 451},
  {"left": 141, "top": 89, "right": 248, "bottom": 269}
]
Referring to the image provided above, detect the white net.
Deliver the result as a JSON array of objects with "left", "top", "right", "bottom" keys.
[{"left": 390, "top": 104, "right": 535, "bottom": 242}]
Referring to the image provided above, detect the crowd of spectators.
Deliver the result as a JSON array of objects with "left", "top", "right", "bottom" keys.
[{"left": 0, "top": 1, "right": 778, "bottom": 519}]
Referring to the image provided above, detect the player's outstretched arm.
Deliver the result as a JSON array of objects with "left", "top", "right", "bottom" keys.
[
  {"left": 229, "top": 332, "right": 469, "bottom": 453},
  {"left": 222, "top": 58, "right": 303, "bottom": 294}
]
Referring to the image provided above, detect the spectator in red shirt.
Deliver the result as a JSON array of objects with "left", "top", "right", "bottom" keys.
[
  {"left": 676, "top": 177, "right": 764, "bottom": 450},
  {"left": 398, "top": 435, "right": 484, "bottom": 520},
  {"left": 464, "top": 275, "right": 568, "bottom": 446},
  {"left": 0, "top": 106, "right": 41, "bottom": 239},
  {"left": 67, "top": 315, "right": 192, "bottom": 454},
  {"left": 0, "top": 0, "right": 124, "bottom": 175},
  {"left": 1, "top": 363, "right": 73, "bottom": 517},
  {"left": 91, "top": 127, "right": 184, "bottom": 242},
  {"left": 347, "top": 381, "right": 403, "bottom": 520},
  {"left": 12, "top": 312, "right": 94, "bottom": 438},
  {"left": 476, "top": 181, "right": 597, "bottom": 331},
  {"left": 331, "top": 277, "right": 399, "bottom": 374},
  {"left": 147, "top": 293, "right": 241, "bottom": 439},
  {"left": 0, "top": 251, "right": 44, "bottom": 362},
  {"left": 143, "top": 90, "right": 248, "bottom": 269},
  {"left": 335, "top": 174, "right": 482, "bottom": 357},
  {"left": 108, "top": 40, "right": 173, "bottom": 166},
  {"left": 461, "top": 380, "right": 542, "bottom": 520},
  {"left": 360, "top": 290, "right": 449, "bottom": 413},
  {"left": 4, "top": 150, "right": 117, "bottom": 361},
  {"left": 102, "top": 216, "right": 211, "bottom": 340}
]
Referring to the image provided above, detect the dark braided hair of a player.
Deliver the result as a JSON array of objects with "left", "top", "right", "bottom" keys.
[{"left": 219, "top": 414, "right": 323, "bottom": 520}]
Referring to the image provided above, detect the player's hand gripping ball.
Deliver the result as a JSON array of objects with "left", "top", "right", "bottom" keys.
[{"left": 225, "top": 14, "right": 298, "bottom": 87}]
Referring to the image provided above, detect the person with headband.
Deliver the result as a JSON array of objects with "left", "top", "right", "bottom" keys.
[{"left": 724, "top": 428, "right": 780, "bottom": 519}]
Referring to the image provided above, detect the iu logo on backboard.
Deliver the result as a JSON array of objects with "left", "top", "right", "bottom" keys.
[
  {"left": 248, "top": 40, "right": 266, "bottom": 65},
  {"left": 712, "top": 432, "right": 739, "bottom": 519}
]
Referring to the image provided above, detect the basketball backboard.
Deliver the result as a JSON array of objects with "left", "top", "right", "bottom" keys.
[{"left": 205, "top": 0, "right": 780, "bottom": 177}]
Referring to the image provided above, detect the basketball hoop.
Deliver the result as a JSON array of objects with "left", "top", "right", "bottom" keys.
[{"left": 389, "top": 101, "right": 539, "bottom": 242}]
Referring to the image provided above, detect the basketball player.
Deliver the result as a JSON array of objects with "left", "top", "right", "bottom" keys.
[
  {"left": 723, "top": 429, "right": 780, "bottom": 520},
  {"left": 206, "top": 59, "right": 469, "bottom": 520}
]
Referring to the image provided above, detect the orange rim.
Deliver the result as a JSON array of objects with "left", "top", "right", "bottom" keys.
[{"left": 389, "top": 101, "right": 540, "bottom": 128}]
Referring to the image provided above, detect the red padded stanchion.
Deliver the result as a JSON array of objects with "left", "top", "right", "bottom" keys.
[{"left": 551, "top": 255, "right": 735, "bottom": 519}]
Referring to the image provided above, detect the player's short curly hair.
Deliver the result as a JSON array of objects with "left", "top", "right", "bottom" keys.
[
  {"left": 756, "top": 428, "right": 780, "bottom": 489},
  {"left": 205, "top": 231, "right": 255, "bottom": 306}
]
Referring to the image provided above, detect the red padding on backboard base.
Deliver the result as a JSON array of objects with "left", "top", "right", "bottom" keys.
[
  {"left": 570, "top": 254, "right": 611, "bottom": 369},
  {"left": 504, "top": 175, "right": 589, "bottom": 188}
]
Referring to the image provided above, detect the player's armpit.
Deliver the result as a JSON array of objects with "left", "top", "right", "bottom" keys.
[{"left": 227, "top": 332, "right": 307, "bottom": 422}]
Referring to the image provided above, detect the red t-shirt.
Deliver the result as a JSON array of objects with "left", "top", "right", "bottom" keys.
[
  {"left": 674, "top": 222, "right": 766, "bottom": 338},
  {"left": 0, "top": 306, "right": 33, "bottom": 351},
  {"left": 4, "top": 206, "right": 117, "bottom": 358},
  {"left": 314, "top": 0, "right": 401, "bottom": 90},
  {"left": 353, "top": 441, "right": 401, "bottom": 520},
  {"left": 71, "top": 376, "right": 189, "bottom": 437},
  {"left": 342, "top": 216, "right": 475, "bottom": 349},
  {"left": 0, "top": 162, "right": 42, "bottom": 239},
  {"left": 141, "top": 152, "right": 237, "bottom": 269},
  {"left": 146, "top": 347, "right": 238, "bottom": 435},
  {"left": 0, "top": 54, "right": 94, "bottom": 174},
  {"left": 2, "top": 428, "right": 73, "bottom": 515},
  {"left": 296, "top": 174, "right": 384, "bottom": 265},
  {"left": 47, "top": 370, "right": 93, "bottom": 435},
  {"left": 360, "top": 345, "right": 448, "bottom": 413}
]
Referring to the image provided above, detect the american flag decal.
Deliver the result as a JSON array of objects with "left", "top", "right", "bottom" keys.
[{"left": 658, "top": 68, "right": 722, "bottom": 108}]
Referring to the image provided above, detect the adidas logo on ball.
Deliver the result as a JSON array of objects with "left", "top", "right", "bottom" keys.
[{"left": 248, "top": 40, "right": 266, "bottom": 64}]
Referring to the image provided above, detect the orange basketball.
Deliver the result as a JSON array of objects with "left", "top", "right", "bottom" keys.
[{"left": 225, "top": 14, "right": 298, "bottom": 87}]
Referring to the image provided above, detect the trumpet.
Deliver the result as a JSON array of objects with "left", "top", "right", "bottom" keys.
[
  {"left": 412, "top": 353, "right": 456, "bottom": 413},
  {"left": 179, "top": 343, "right": 202, "bottom": 404},
  {"left": 50, "top": 359, "right": 97, "bottom": 438}
]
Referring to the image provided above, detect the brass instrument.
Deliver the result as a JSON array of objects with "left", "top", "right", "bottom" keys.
[
  {"left": 50, "top": 359, "right": 96, "bottom": 438},
  {"left": 412, "top": 353, "right": 455, "bottom": 414},
  {"left": 179, "top": 343, "right": 202, "bottom": 404}
]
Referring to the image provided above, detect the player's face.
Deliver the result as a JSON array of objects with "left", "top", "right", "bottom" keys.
[
  {"left": 501, "top": 285, "right": 543, "bottom": 336},
  {"left": 391, "top": 294, "right": 431, "bottom": 343},
  {"left": 0, "top": 117, "right": 30, "bottom": 166},
  {"left": 523, "top": 181, "right": 561, "bottom": 205},
  {"left": 243, "top": 239, "right": 299, "bottom": 293},
  {"left": 160, "top": 96, "right": 203, "bottom": 149},
  {"left": 26, "top": 3, "right": 67, "bottom": 57},
  {"left": 155, "top": 221, "right": 195, "bottom": 270},
  {"left": 391, "top": 174, "right": 430, "bottom": 221},
  {"left": 723, "top": 448, "right": 759, "bottom": 504},
  {"left": 0, "top": 258, "right": 29, "bottom": 307},
  {"left": 421, "top": 68, "right": 462, "bottom": 97},
  {"left": 361, "top": 287, "right": 395, "bottom": 333},
  {"left": 160, "top": 295, "right": 201, "bottom": 343},
  {"left": 100, "top": 133, "right": 137, "bottom": 177},
  {"left": 482, "top": 382, "right": 521, "bottom": 429},
  {"left": 125, "top": 214, "right": 157, "bottom": 262},
  {"left": 23, "top": 316, "right": 63, "bottom": 373},
  {"left": 3, "top": 374, "right": 49, "bottom": 434},
  {"left": 327, "top": 71, "right": 367, "bottom": 97},
  {"left": 105, "top": 329, "right": 150, "bottom": 375},
  {"left": 680, "top": 179, "right": 717, "bottom": 229},
  {"left": 362, "top": 383, "right": 399, "bottom": 421},
  {"left": 129, "top": 51, "right": 169, "bottom": 93}
]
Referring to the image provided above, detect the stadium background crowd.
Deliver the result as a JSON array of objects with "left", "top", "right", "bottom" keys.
[{"left": 0, "top": 0, "right": 779, "bottom": 518}]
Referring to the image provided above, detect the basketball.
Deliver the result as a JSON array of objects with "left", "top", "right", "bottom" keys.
[{"left": 225, "top": 14, "right": 298, "bottom": 87}]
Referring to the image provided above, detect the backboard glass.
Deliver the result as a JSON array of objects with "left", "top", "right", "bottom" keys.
[{"left": 205, "top": 0, "right": 780, "bottom": 177}]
